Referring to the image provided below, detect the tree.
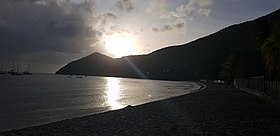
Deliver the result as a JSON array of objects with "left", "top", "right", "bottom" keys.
[
  {"left": 220, "top": 48, "right": 264, "bottom": 82},
  {"left": 261, "top": 23, "right": 280, "bottom": 80}
]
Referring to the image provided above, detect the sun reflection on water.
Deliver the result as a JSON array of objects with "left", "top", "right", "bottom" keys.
[{"left": 105, "top": 77, "right": 125, "bottom": 110}]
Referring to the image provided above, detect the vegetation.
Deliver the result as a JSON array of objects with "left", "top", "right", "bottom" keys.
[
  {"left": 261, "top": 23, "right": 280, "bottom": 80},
  {"left": 220, "top": 48, "right": 264, "bottom": 82}
]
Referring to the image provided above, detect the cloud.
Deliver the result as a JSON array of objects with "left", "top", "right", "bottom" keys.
[
  {"left": 109, "top": 25, "right": 130, "bottom": 34},
  {"left": 94, "top": 13, "right": 118, "bottom": 27},
  {"left": 113, "top": 0, "right": 135, "bottom": 13},
  {"left": 176, "top": 0, "right": 212, "bottom": 17},
  {"left": 193, "top": 0, "right": 212, "bottom": 7},
  {"left": 0, "top": 0, "right": 109, "bottom": 70},
  {"left": 147, "top": 0, "right": 212, "bottom": 18},
  {"left": 174, "top": 20, "right": 186, "bottom": 29},
  {"left": 146, "top": 0, "right": 168, "bottom": 13},
  {"left": 106, "top": 13, "right": 118, "bottom": 20},
  {"left": 198, "top": 9, "right": 211, "bottom": 17},
  {"left": 152, "top": 19, "right": 186, "bottom": 33},
  {"left": 148, "top": 0, "right": 212, "bottom": 33},
  {"left": 146, "top": 0, "right": 171, "bottom": 18}
]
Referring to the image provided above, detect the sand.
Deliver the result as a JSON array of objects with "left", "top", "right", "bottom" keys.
[{"left": 1, "top": 82, "right": 280, "bottom": 136}]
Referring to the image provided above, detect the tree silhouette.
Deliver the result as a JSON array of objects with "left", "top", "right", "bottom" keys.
[
  {"left": 220, "top": 48, "right": 264, "bottom": 82},
  {"left": 261, "top": 24, "right": 280, "bottom": 80}
]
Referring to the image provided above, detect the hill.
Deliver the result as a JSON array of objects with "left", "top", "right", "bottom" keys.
[{"left": 56, "top": 9, "right": 280, "bottom": 81}]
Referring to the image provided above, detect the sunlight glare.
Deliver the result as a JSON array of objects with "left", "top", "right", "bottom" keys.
[
  {"left": 105, "top": 77, "right": 125, "bottom": 110},
  {"left": 105, "top": 33, "right": 136, "bottom": 58}
]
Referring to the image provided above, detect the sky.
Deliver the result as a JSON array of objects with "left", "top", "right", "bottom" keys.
[{"left": 0, "top": 0, "right": 279, "bottom": 73}]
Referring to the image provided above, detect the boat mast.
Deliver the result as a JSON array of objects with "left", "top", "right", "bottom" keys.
[
  {"left": 12, "top": 60, "right": 15, "bottom": 72},
  {"left": 0, "top": 61, "right": 6, "bottom": 74},
  {"left": 28, "top": 63, "right": 30, "bottom": 72},
  {"left": 16, "top": 59, "right": 20, "bottom": 73},
  {"left": 1, "top": 61, "right": 3, "bottom": 72}
]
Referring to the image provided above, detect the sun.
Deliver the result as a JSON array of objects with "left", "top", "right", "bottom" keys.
[{"left": 105, "top": 33, "right": 136, "bottom": 58}]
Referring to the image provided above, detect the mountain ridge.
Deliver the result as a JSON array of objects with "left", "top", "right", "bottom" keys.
[{"left": 56, "top": 9, "right": 280, "bottom": 81}]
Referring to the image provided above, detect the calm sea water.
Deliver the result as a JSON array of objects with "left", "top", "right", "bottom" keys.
[{"left": 0, "top": 74, "right": 200, "bottom": 132}]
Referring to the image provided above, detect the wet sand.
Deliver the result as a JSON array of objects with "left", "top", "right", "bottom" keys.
[{"left": 1, "top": 83, "right": 280, "bottom": 136}]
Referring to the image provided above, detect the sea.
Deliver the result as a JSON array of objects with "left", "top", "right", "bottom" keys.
[{"left": 0, "top": 74, "right": 200, "bottom": 132}]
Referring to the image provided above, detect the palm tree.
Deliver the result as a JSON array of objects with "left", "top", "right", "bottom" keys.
[{"left": 261, "top": 24, "right": 280, "bottom": 80}]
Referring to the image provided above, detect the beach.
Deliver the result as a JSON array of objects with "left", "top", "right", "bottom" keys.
[{"left": 1, "top": 82, "right": 280, "bottom": 136}]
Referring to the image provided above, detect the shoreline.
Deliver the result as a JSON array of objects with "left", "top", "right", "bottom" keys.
[{"left": 1, "top": 82, "right": 280, "bottom": 135}]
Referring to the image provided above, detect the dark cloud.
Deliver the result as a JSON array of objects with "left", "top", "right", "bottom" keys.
[
  {"left": 174, "top": 22, "right": 186, "bottom": 29},
  {"left": 152, "top": 27, "right": 160, "bottom": 32},
  {"left": 96, "top": 13, "right": 118, "bottom": 25},
  {"left": 0, "top": 0, "right": 106, "bottom": 72},
  {"left": 106, "top": 13, "right": 118, "bottom": 20},
  {"left": 114, "top": 0, "right": 135, "bottom": 12}
]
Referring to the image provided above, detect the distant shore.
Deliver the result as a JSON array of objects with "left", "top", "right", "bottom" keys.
[{"left": 1, "top": 82, "right": 280, "bottom": 136}]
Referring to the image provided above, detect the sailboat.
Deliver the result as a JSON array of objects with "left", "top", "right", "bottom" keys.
[
  {"left": 9, "top": 60, "right": 22, "bottom": 75},
  {"left": 8, "top": 60, "right": 16, "bottom": 75},
  {"left": 23, "top": 63, "right": 32, "bottom": 75},
  {"left": 0, "top": 61, "right": 6, "bottom": 74}
]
